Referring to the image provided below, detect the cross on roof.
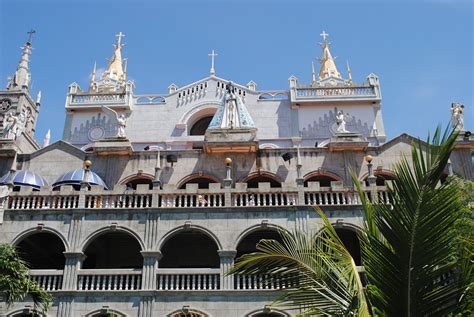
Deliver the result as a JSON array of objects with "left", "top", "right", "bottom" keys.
[
  {"left": 320, "top": 31, "right": 329, "bottom": 41},
  {"left": 116, "top": 32, "right": 125, "bottom": 46},
  {"left": 27, "top": 29, "right": 36, "bottom": 44},
  {"left": 208, "top": 49, "right": 218, "bottom": 75}
]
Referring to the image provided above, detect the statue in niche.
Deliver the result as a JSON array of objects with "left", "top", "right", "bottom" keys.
[
  {"left": 2, "top": 112, "right": 21, "bottom": 140},
  {"left": 102, "top": 106, "right": 128, "bottom": 138},
  {"left": 451, "top": 103, "right": 464, "bottom": 131},
  {"left": 335, "top": 111, "right": 349, "bottom": 133}
]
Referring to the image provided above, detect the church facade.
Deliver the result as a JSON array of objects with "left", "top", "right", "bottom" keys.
[{"left": 0, "top": 32, "right": 472, "bottom": 317}]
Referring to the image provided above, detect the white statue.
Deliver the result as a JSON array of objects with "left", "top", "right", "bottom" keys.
[
  {"left": 2, "top": 113, "right": 19, "bottom": 139},
  {"left": 335, "top": 111, "right": 349, "bottom": 133},
  {"left": 222, "top": 83, "right": 238, "bottom": 129},
  {"left": 15, "top": 112, "right": 27, "bottom": 139},
  {"left": 451, "top": 103, "right": 464, "bottom": 131},
  {"left": 102, "top": 106, "right": 128, "bottom": 138}
]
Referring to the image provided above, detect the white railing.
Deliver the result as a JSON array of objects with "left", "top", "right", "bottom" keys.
[
  {"left": 30, "top": 270, "right": 63, "bottom": 291},
  {"left": 77, "top": 269, "right": 142, "bottom": 291},
  {"left": 304, "top": 190, "right": 360, "bottom": 206},
  {"left": 177, "top": 81, "right": 208, "bottom": 105},
  {"left": 157, "top": 269, "right": 220, "bottom": 290},
  {"left": 295, "top": 86, "right": 376, "bottom": 98},
  {"left": 159, "top": 193, "right": 225, "bottom": 208},
  {"left": 7, "top": 195, "right": 79, "bottom": 210},
  {"left": 71, "top": 94, "right": 125, "bottom": 104},
  {"left": 85, "top": 194, "right": 152, "bottom": 209},
  {"left": 234, "top": 274, "right": 298, "bottom": 290},
  {"left": 233, "top": 192, "right": 298, "bottom": 207}
]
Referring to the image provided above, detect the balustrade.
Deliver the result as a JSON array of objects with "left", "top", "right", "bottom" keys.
[
  {"left": 234, "top": 274, "right": 298, "bottom": 290},
  {"left": 233, "top": 192, "right": 298, "bottom": 207},
  {"left": 304, "top": 190, "right": 359, "bottom": 206},
  {"left": 77, "top": 269, "right": 142, "bottom": 291},
  {"left": 177, "top": 82, "right": 208, "bottom": 105},
  {"left": 159, "top": 193, "right": 225, "bottom": 208},
  {"left": 157, "top": 269, "right": 220, "bottom": 290},
  {"left": 71, "top": 94, "right": 125, "bottom": 104},
  {"left": 85, "top": 194, "right": 152, "bottom": 209},
  {"left": 30, "top": 270, "right": 63, "bottom": 291},
  {"left": 7, "top": 195, "right": 79, "bottom": 210},
  {"left": 295, "top": 86, "right": 375, "bottom": 98}
]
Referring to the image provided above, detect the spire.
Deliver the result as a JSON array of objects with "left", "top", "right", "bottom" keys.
[
  {"left": 103, "top": 32, "right": 125, "bottom": 82},
  {"left": 43, "top": 129, "right": 51, "bottom": 148},
  {"left": 36, "top": 90, "right": 41, "bottom": 104},
  {"left": 6, "top": 30, "right": 35, "bottom": 91},
  {"left": 90, "top": 62, "right": 96, "bottom": 83},
  {"left": 346, "top": 60, "right": 353, "bottom": 84},
  {"left": 318, "top": 31, "right": 341, "bottom": 80},
  {"left": 311, "top": 61, "right": 316, "bottom": 83}
]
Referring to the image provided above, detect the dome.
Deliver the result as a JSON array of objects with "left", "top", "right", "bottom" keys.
[
  {"left": 0, "top": 170, "right": 48, "bottom": 189},
  {"left": 52, "top": 169, "right": 109, "bottom": 189}
]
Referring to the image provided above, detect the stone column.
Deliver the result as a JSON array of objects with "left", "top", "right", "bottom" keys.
[
  {"left": 62, "top": 252, "right": 85, "bottom": 291},
  {"left": 141, "top": 251, "right": 162, "bottom": 290},
  {"left": 138, "top": 296, "right": 155, "bottom": 317},
  {"left": 56, "top": 296, "right": 74, "bottom": 317},
  {"left": 218, "top": 250, "right": 237, "bottom": 290}
]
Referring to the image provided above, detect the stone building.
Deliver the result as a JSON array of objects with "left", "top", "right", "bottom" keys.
[{"left": 0, "top": 31, "right": 472, "bottom": 317}]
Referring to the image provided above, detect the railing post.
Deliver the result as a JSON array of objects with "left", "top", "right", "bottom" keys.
[
  {"left": 218, "top": 250, "right": 237, "bottom": 290},
  {"left": 62, "top": 252, "right": 85, "bottom": 291},
  {"left": 140, "top": 251, "right": 162, "bottom": 290}
]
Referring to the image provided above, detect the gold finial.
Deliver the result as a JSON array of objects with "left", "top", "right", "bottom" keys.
[
  {"left": 225, "top": 157, "right": 232, "bottom": 165},
  {"left": 83, "top": 159, "right": 92, "bottom": 169},
  {"left": 365, "top": 155, "right": 373, "bottom": 163},
  {"left": 103, "top": 32, "right": 125, "bottom": 81}
]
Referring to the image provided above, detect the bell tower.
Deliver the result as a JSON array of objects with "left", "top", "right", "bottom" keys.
[{"left": 0, "top": 30, "right": 41, "bottom": 153}]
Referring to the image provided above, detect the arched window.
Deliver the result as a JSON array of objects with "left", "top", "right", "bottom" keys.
[
  {"left": 304, "top": 173, "right": 339, "bottom": 187},
  {"left": 245, "top": 175, "right": 281, "bottom": 188},
  {"left": 179, "top": 175, "right": 219, "bottom": 189},
  {"left": 334, "top": 228, "right": 361, "bottom": 266},
  {"left": 83, "top": 232, "right": 142, "bottom": 269},
  {"left": 16, "top": 232, "right": 65, "bottom": 269},
  {"left": 125, "top": 177, "right": 153, "bottom": 190},
  {"left": 189, "top": 116, "right": 214, "bottom": 136},
  {"left": 236, "top": 229, "right": 283, "bottom": 258},
  {"left": 160, "top": 231, "right": 219, "bottom": 268}
]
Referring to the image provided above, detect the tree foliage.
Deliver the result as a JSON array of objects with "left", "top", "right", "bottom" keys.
[{"left": 0, "top": 243, "right": 52, "bottom": 314}]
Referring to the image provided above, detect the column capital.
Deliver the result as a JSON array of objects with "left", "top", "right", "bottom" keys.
[
  {"left": 141, "top": 250, "right": 163, "bottom": 260},
  {"left": 218, "top": 250, "right": 237, "bottom": 258}
]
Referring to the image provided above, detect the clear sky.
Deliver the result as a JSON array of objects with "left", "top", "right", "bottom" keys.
[{"left": 1, "top": 0, "right": 472, "bottom": 143}]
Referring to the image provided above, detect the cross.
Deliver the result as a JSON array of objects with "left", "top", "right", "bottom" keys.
[
  {"left": 27, "top": 29, "right": 36, "bottom": 44},
  {"left": 116, "top": 32, "right": 125, "bottom": 46},
  {"left": 208, "top": 49, "right": 218, "bottom": 75},
  {"left": 320, "top": 31, "right": 329, "bottom": 41}
]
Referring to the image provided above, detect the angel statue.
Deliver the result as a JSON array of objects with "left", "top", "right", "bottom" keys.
[
  {"left": 451, "top": 103, "right": 464, "bottom": 131},
  {"left": 2, "top": 113, "right": 19, "bottom": 140},
  {"left": 335, "top": 110, "right": 349, "bottom": 133},
  {"left": 102, "top": 106, "right": 128, "bottom": 138}
]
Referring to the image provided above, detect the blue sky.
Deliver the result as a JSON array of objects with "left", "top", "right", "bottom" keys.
[{"left": 1, "top": 0, "right": 472, "bottom": 143}]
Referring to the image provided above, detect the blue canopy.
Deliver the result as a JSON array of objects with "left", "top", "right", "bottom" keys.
[
  {"left": 0, "top": 170, "right": 48, "bottom": 189},
  {"left": 52, "top": 169, "right": 109, "bottom": 189}
]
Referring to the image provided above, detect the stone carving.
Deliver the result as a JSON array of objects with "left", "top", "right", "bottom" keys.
[
  {"left": 70, "top": 113, "right": 116, "bottom": 144},
  {"left": 300, "top": 107, "right": 370, "bottom": 139},
  {"left": 451, "top": 103, "right": 464, "bottom": 131},
  {"left": 102, "top": 106, "right": 128, "bottom": 138},
  {"left": 0, "top": 99, "right": 12, "bottom": 112},
  {"left": 1, "top": 112, "right": 26, "bottom": 140},
  {"left": 335, "top": 111, "right": 349, "bottom": 133}
]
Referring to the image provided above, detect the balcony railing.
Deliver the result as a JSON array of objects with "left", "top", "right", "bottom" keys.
[
  {"left": 234, "top": 274, "right": 299, "bottom": 290},
  {"left": 157, "top": 268, "right": 220, "bottom": 290},
  {"left": 4, "top": 185, "right": 392, "bottom": 211},
  {"left": 295, "top": 86, "right": 376, "bottom": 99},
  {"left": 30, "top": 270, "right": 63, "bottom": 291},
  {"left": 77, "top": 269, "right": 142, "bottom": 291},
  {"left": 70, "top": 94, "right": 126, "bottom": 104}
]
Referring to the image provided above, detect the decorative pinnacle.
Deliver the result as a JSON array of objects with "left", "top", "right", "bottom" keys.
[
  {"left": 320, "top": 30, "right": 329, "bottom": 42},
  {"left": 115, "top": 31, "right": 125, "bottom": 47},
  {"left": 208, "top": 49, "right": 218, "bottom": 75}
]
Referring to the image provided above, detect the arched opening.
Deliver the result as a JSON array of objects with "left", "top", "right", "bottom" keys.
[
  {"left": 189, "top": 116, "right": 214, "bottom": 136},
  {"left": 16, "top": 232, "right": 65, "bottom": 269},
  {"left": 236, "top": 229, "right": 283, "bottom": 258},
  {"left": 178, "top": 175, "right": 219, "bottom": 189},
  {"left": 168, "top": 309, "right": 208, "bottom": 317},
  {"left": 304, "top": 173, "right": 339, "bottom": 187},
  {"left": 245, "top": 175, "right": 281, "bottom": 188},
  {"left": 252, "top": 313, "right": 285, "bottom": 317},
  {"left": 82, "top": 232, "right": 142, "bottom": 269},
  {"left": 160, "top": 231, "right": 219, "bottom": 268},
  {"left": 125, "top": 177, "right": 153, "bottom": 190},
  {"left": 85, "top": 309, "right": 126, "bottom": 317},
  {"left": 365, "top": 172, "right": 396, "bottom": 187},
  {"left": 334, "top": 228, "right": 361, "bottom": 266}
]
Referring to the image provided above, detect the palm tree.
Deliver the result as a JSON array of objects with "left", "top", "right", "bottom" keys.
[
  {"left": 0, "top": 243, "right": 52, "bottom": 314},
  {"left": 228, "top": 208, "right": 370, "bottom": 316},
  {"left": 354, "top": 127, "right": 472, "bottom": 316}
]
